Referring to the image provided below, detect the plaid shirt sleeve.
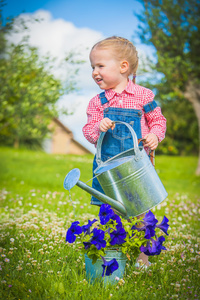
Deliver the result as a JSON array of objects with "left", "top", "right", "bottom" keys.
[
  {"left": 142, "top": 89, "right": 166, "bottom": 142},
  {"left": 82, "top": 95, "right": 103, "bottom": 144}
]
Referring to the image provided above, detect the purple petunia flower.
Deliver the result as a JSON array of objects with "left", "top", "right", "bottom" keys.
[
  {"left": 110, "top": 224, "right": 126, "bottom": 246},
  {"left": 83, "top": 241, "right": 92, "bottom": 250},
  {"left": 153, "top": 236, "right": 166, "bottom": 254},
  {"left": 143, "top": 210, "right": 158, "bottom": 227},
  {"left": 66, "top": 221, "right": 82, "bottom": 243},
  {"left": 131, "top": 224, "right": 156, "bottom": 239},
  {"left": 82, "top": 219, "right": 97, "bottom": 235},
  {"left": 132, "top": 210, "right": 158, "bottom": 239},
  {"left": 99, "top": 204, "right": 114, "bottom": 225},
  {"left": 101, "top": 256, "right": 119, "bottom": 277},
  {"left": 140, "top": 236, "right": 166, "bottom": 256},
  {"left": 143, "top": 226, "right": 156, "bottom": 239},
  {"left": 110, "top": 214, "right": 122, "bottom": 225},
  {"left": 140, "top": 241, "right": 153, "bottom": 256},
  {"left": 90, "top": 228, "right": 106, "bottom": 250},
  {"left": 156, "top": 216, "right": 169, "bottom": 235}
]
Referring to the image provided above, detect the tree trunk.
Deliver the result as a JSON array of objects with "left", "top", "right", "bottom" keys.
[
  {"left": 14, "top": 137, "right": 19, "bottom": 149},
  {"left": 184, "top": 81, "right": 200, "bottom": 176}
]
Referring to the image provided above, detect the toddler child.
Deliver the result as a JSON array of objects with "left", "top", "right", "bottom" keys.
[{"left": 82, "top": 36, "right": 166, "bottom": 266}]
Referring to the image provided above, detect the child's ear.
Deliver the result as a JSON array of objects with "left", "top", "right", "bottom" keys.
[{"left": 120, "top": 61, "right": 129, "bottom": 74}]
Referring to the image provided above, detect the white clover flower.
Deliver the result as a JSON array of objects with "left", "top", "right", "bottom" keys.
[
  {"left": 119, "top": 279, "right": 125, "bottom": 284},
  {"left": 16, "top": 265, "right": 23, "bottom": 271}
]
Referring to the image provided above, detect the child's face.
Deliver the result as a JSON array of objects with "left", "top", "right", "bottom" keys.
[{"left": 90, "top": 47, "right": 127, "bottom": 92}]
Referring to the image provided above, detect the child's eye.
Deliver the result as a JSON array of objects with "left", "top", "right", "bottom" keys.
[{"left": 99, "top": 65, "right": 104, "bottom": 68}]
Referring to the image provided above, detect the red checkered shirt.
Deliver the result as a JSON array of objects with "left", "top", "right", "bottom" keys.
[{"left": 82, "top": 80, "right": 166, "bottom": 146}]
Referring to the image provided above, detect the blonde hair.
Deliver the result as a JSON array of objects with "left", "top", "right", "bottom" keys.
[{"left": 91, "top": 36, "right": 139, "bottom": 83}]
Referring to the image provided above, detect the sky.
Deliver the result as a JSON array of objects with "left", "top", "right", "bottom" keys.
[{"left": 3, "top": 0, "right": 150, "bottom": 153}]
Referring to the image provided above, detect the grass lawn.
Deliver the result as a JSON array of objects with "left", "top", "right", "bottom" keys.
[{"left": 0, "top": 147, "right": 199, "bottom": 300}]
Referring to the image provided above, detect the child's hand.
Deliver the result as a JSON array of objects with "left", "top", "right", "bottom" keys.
[
  {"left": 99, "top": 118, "right": 115, "bottom": 132},
  {"left": 144, "top": 133, "right": 158, "bottom": 150}
]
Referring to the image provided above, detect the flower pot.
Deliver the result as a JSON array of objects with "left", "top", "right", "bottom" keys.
[{"left": 85, "top": 249, "right": 127, "bottom": 284}]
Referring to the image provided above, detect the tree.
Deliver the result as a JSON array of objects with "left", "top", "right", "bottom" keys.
[
  {"left": 0, "top": 3, "right": 81, "bottom": 148},
  {"left": 0, "top": 44, "right": 63, "bottom": 148},
  {"left": 136, "top": 0, "right": 200, "bottom": 175}
]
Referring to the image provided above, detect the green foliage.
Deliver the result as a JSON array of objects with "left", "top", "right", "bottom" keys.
[
  {"left": 136, "top": 0, "right": 200, "bottom": 87},
  {"left": 0, "top": 0, "right": 13, "bottom": 54},
  {"left": 135, "top": 0, "right": 200, "bottom": 157},
  {"left": 121, "top": 217, "right": 146, "bottom": 259},
  {"left": 159, "top": 97, "right": 198, "bottom": 155},
  {"left": 0, "top": 43, "right": 64, "bottom": 145},
  {"left": 85, "top": 245, "right": 105, "bottom": 264}
]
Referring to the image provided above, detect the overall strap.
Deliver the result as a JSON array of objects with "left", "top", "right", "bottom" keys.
[
  {"left": 143, "top": 100, "right": 157, "bottom": 113},
  {"left": 99, "top": 92, "right": 108, "bottom": 105}
]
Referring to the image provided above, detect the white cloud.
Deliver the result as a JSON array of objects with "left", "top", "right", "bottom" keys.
[
  {"left": 8, "top": 9, "right": 104, "bottom": 153},
  {"left": 9, "top": 10, "right": 103, "bottom": 58}
]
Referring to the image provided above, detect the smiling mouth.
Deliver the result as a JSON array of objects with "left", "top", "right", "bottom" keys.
[{"left": 96, "top": 78, "right": 102, "bottom": 83}]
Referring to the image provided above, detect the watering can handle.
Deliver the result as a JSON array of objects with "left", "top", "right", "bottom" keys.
[
  {"left": 138, "top": 138, "right": 155, "bottom": 167},
  {"left": 96, "top": 121, "right": 139, "bottom": 165}
]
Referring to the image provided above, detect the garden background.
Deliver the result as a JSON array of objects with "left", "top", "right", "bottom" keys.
[{"left": 0, "top": 0, "right": 200, "bottom": 299}]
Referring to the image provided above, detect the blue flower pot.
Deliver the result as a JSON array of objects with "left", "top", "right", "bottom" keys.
[{"left": 85, "top": 249, "right": 127, "bottom": 284}]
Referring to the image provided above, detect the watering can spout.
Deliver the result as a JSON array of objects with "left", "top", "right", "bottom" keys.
[{"left": 63, "top": 168, "right": 127, "bottom": 217}]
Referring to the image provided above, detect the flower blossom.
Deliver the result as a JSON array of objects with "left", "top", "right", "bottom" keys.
[
  {"left": 83, "top": 241, "right": 92, "bottom": 250},
  {"left": 99, "top": 204, "right": 114, "bottom": 225},
  {"left": 156, "top": 216, "right": 169, "bottom": 235},
  {"left": 110, "top": 224, "right": 126, "bottom": 246},
  {"left": 90, "top": 228, "right": 106, "bottom": 250},
  {"left": 66, "top": 221, "right": 82, "bottom": 243},
  {"left": 110, "top": 214, "right": 122, "bottom": 225},
  {"left": 101, "top": 256, "right": 119, "bottom": 277},
  {"left": 132, "top": 210, "right": 158, "bottom": 239},
  {"left": 82, "top": 219, "right": 97, "bottom": 235},
  {"left": 140, "top": 236, "right": 166, "bottom": 256},
  {"left": 143, "top": 210, "right": 158, "bottom": 227}
]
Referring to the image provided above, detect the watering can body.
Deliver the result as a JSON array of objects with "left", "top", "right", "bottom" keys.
[{"left": 64, "top": 121, "right": 168, "bottom": 218}]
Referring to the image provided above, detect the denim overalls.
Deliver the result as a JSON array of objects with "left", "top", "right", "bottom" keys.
[{"left": 91, "top": 92, "right": 157, "bottom": 206}]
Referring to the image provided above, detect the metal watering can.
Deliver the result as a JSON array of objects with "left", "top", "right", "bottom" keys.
[{"left": 64, "top": 121, "right": 168, "bottom": 219}]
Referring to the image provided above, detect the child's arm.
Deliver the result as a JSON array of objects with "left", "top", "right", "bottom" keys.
[
  {"left": 143, "top": 89, "right": 166, "bottom": 149},
  {"left": 83, "top": 96, "right": 115, "bottom": 145},
  {"left": 144, "top": 107, "right": 166, "bottom": 150}
]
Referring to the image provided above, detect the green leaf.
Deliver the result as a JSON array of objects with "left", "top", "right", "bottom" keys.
[{"left": 58, "top": 282, "right": 65, "bottom": 294}]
